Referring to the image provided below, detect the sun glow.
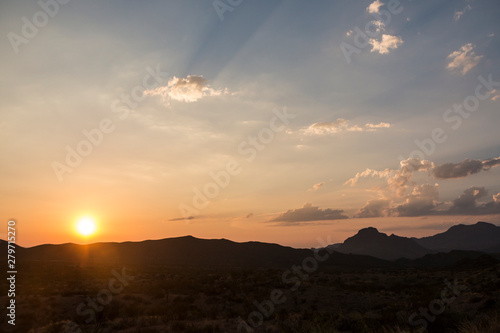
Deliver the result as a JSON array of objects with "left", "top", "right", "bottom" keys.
[{"left": 76, "top": 217, "right": 97, "bottom": 237}]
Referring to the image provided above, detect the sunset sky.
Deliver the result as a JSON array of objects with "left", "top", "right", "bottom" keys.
[{"left": 1, "top": 0, "right": 500, "bottom": 248}]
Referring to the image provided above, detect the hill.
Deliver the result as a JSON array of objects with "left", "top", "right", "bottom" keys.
[
  {"left": 332, "top": 227, "right": 431, "bottom": 260},
  {"left": 414, "top": 221, "right": 500, "bottom": 252},
  {"left": 14, "top": 235, "right": 390, "bottom": 270}
]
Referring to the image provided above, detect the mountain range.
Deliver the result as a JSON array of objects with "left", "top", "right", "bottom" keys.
[
  {"left": 3, "top": 221, "right": 500, "bottom": 269},
  {"left": 330, "top": 221, "right": 500, "bottom": 260},
  {"left": 330, "top": 227, "right": 429, "bottom": 260},
  {"left": 415, "top": 221, "right": 500, "bottom": 252}
]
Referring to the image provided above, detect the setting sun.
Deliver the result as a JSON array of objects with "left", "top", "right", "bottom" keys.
[{"left": 75, "top": 217, "right": 97, "bottom": 237}]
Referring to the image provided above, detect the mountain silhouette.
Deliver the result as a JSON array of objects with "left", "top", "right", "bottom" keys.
[
  {"left": 414, "top": 221, "right": 500, "bottom": 252},
  {"left": 10, "top": 236, "right": 388, "bottom": 270},
  {"left": 4, "top": 221, "right": 499, "bottom": 268},
  {"left": 331, "top": 227, "right": 430, "bottom": 260}
]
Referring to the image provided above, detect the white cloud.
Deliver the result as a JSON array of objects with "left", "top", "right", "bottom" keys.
[
  {"left": 370, "top": 34, "right": 404, "bottom": 54},
  {"left": 302, "top": 119, "right": 391, "bottom": 135},
  {"left": 367, "top": 0, "right": 384, "bottom": 14},
  {"left": 308, "top": 182, "right": 325, "bottom": 191},
  {"left": 490, "top": 90, "right": 500, "bottom": 101},
  {"left": 371, "top": 19, "right": 386, "bottom": 32},
  {"left": 454, "top": 4, "right": 472, "bottom": 21},
  {"left": 365, "top": 122, "right": 391, "bottom": 129},
  {"left": 344, "top": 0, "right": 404, "bottom": 58},
  {"left": 347, "top": 157, "right": 500, "bottom": 196},
  {"left": 303, "top": 119, "right": 348, "bottom": 135},
  {"left": 144, "top": 75, "right": 227, "bottom": 105},
  {"left": 345, "top": 158, "right": 435, "bottom": 198},
  {"left": 348, "top": 156, "right": 500, "bottom": 217},
  {"left": 447, "top": 43, "right": 482, "bottom": 75},
  {"left": 344, "top": 168, "right": 393, "bottom": 186}
]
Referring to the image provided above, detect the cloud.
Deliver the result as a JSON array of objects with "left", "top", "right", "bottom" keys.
[
  {"left": 490, "top": 90, "right": 500, "bottom": 101},
  {"left": 390, "top": 184, "right": 440, "bottom": 217},
  {"left": 304, "top": 119, "right": 348, "bottom": 134},
  {"left": 144, "top": 75, "right": 227, "bottom": 104},
  {"left": 432, "top": 158, "right": 484, "bottom": 179},
  {"left": 302, "top": 119, "right": 391, "bottom": 135},
  {"left": 270, "top": 202, "right": 348, "bottom": 223},
  {"left": 348, "top": 157, "right": 500, "bottom": 217},
  {"left": 168, "top": 216, "right": 197, "bottom": 221},
  {"left": 345, "top": 158, "right": 434, "bottom": 198},
  {"left": 367, "top": 0, "right": 383, "bottom": 14},
  {"left": 344, "top": 1, "right": 403, "bottom": 58},
  {"left": 433, "top": 157, "right": 500, "bottom": 179},
  {"left": 356, "top": 185, "right": 500, "bottom": 218},
  {"left": 355, "top": 184, "right": 440, "bottom": 218},
  {"left": 365, "top": 122, "right": 391, "bottom": 129},
  {"left": 348, "top": 157, "right": 500, "bottom": 195},
  {"left": 360, "top": 185, "right": 500, "bottom": 217},
  {"left": 447, "top": 43, "right": 483, "bottom": 75},
  {"left": 354, "top": 199, "right": 390, "bottom": 218},
  {"left": 454, "top": 4, "right": 472, "bottom": 21},
  {"left": 370, "top": 34, "right": 403, "bottom": 54},
  {"left": 442, "top": 187, "right": 500, "bottom": 215},
  {"left": 308, "top": 182, "right": 325, "bottom": 191},
  {"left": 450, "top": 186, "right": 488, "bottom": 211},
  {"left": 482, "top": 157, "right": 500, "bottom": 169},
  {"left": 345, "top": 168, "right": 393, "bottom": 186}
]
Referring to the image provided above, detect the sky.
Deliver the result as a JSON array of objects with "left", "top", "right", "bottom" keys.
[{"left": 1, "top": 0, "right": 500, "bottom": 248}]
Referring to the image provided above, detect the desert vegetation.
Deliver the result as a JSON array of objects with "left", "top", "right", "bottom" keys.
[{"left": 1, "top": 261, "right": 499, "bottom": 332}]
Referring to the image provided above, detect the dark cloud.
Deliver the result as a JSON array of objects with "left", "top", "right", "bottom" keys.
[
  {"left": 432, "top": 157, "right": 500, "bottom": 179},
  {"left": 452, "top": 186, "right": 488, "bottom": 209},
  {"left": 483, "top": 157, "right": 500, "bottom": 169},
  {"left": 444, "top": 186, "right": 500, "bottom": 215},
  {"left": 354, "top": 199, "right": 390, "bottom": 218},
  {"left": 347, "top": 157, "right": 500, "bottom": 204},
  {"left": 354, "top": 185, "right": 500, "bottom": 218},
  {"left": 391, "top": 184, "right": 440, "bottom": 217},
  {"left": 168, "top": 216, "right": 196, "bottom": 221},
  {"left": 432, "top": 159, "right": 483, "bottom": 179},
  {"left": 270, "top": 202, "right": 348, "bottom": 223}
]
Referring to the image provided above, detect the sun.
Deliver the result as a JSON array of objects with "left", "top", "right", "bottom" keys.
[{"left": 76, "top": 217, "right": 97, "bottom": 237}]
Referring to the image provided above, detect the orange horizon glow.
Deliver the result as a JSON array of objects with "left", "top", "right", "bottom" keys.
[{"left": 4, "top": 212, "right": 500, "bottom": 250}]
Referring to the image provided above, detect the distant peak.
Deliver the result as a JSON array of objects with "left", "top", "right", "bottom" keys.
[
  {"left": 343, "top": 227, "right": 385, "bottom": 244},
  {"left": 476, "top": 221, "right": 494, "bottom": 226},
  {"left": 357, "top": 227, "right": 380, "bottom": 234},
  {"left": 176, "top": 235, "right": 197, "bottom": 240},
  {"left": 449, "top": 222, "right": 495, "bottom": 230}
]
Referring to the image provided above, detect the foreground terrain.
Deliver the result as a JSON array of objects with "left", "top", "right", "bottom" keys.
[{"left": 1, "top": 260, "right": 499, "bottom": 333}]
